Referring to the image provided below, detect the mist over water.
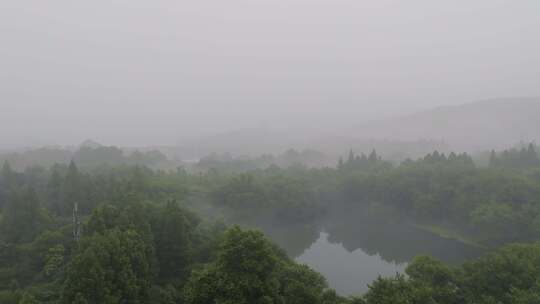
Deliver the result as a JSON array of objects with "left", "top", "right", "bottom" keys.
[{"left": 2, "top": 2, "right": 540, "bottom": 303}]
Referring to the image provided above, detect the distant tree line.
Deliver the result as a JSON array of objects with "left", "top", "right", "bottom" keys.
[
  {"left": 1, "top": 145, "right": 540, "bottom": 302},
  {"left": 0, "top": 145, "right": 171, "bottom": 172},
  {"left": 489, "top": 142, "right": 540, "bottom": 169},
  {"left": 195, "top": 149, "right": 330, "bottom": 174}
]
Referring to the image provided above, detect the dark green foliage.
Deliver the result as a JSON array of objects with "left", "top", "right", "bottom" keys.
[
  {"left": 43, "top": 244, "right": 65, "bottom": 278},
  {"left": 0, "top": 227, "right": 71, "bottom": 296},
  {"left": 489, "top": 143, "right": 540, "bottom": 170},
  {"left": 212, "top": 172, "right": 324, "bottom": 222},
  {"left": 0, "top": 290, "right": 21, "bottom": 304},
  {"left": 153, "top": 200, "right": 193, "bottom": 283},
  {"left": 460, "top": 243, "right": 540, "bottom": 304},
  {"left": 47, "top": 165, "right": 64, "bottom": 215},
  {"left": 338, "top": 150, "right": 390, "bottom": 172},
  {"left": 0, "top": 145, "right": 170, "bottom": 172},
  {"left": 61, "top": 229, "right": 152, "bottom": 304},
  {"left": 2, "top": 147, "right": 540, "bottom": 303},
  {"left": 85, "top": 202, "right": 154, "bottom": 243},
  {"left": 195, "top": 149, "right": 330, "bottom": 174},
  {"left": 1, "top": 187, "right": 51, "bottom": 243},
  {"left": 364, "top": 275, "right": 424, "bottom": 304},
  {"left": 361, "top": 243, "right": 540, "bottom": 304},
  {"left": 148, "top": 284, "right": 181, "bottom": 304},
  {"left": 340, "top": 150, "right": 540, "bottom": 243},
  {"left": 278, "top": 263, "right": 328, "bottom": 304},
  {"left": 2, "top": 161, "right": 16, "bottom": 188},
  {"left": 18, "top": 291, "right": 38, "bottom": 304},
  {"left": 183, "top": 226, "right": 282, "bottom": 304},
  {"left": 405, "top": 256, "right": 462, "bottom": 303},
  {"left": 184, "top": 226, "right": 339, "bottom": 304},
  {"left": 59, "top": 161, "right": 82, "bottom": 216}
]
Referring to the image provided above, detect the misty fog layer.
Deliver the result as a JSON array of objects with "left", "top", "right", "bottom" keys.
[{"left": 2, "top": 1, "right": 540, "bottom": 148}]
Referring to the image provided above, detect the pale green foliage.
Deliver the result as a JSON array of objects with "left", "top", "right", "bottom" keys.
[
  {"left": 44, "top": 244, "right": 65, "bottom": 277},
  {"left": 18, "top": 292, "right": 38, "bottom": 304}
]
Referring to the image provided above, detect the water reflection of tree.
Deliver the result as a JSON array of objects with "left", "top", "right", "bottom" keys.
[
  {"left": 234, "top": 216, "right": 321, "bottom": 258},
  {"left": 323, "top": 203, "right": 484, "bottom": 264},
  {"left": 260, "top": 223, "right": 320, "bottom": 257},
  {"left": 233, "top": 202, "right": 483, "bottom": 265}
]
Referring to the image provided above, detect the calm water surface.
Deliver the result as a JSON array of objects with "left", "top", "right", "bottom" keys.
[
  {"left": 240, "top": 205, "right": 484, "bottom": 296},
  {"left": 258, "top": 216, "right": 483, "bottom": 296},
  {"left": 296, "top": 232, "right": 406, "bottom": 295}
]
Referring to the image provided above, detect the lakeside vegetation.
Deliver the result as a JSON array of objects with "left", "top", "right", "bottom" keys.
[
  {"left": 1, "top": 143, "right": 540, "bottom": 303},
  {"left": 411, "top": 224, "right": 486, "bottom": 249}
]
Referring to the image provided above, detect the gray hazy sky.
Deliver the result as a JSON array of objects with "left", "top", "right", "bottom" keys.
[{"left": 1, "top": 1, "right": 539, "bottom": 148}]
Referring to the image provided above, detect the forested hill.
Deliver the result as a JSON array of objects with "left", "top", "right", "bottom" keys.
[
  {"left": 354, "top": 98, "right": 540, "bottom": 151},
  {"left": 171, "top": 98, "right": 539, "bottom": 160}
]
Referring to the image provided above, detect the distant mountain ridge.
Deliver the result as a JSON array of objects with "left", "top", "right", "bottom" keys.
[
  {"left": 354, "top": 98, "right": 540, "bottom": 151},
  {"left": 171, "top": 98, "right": 539, "bottom": 160}
]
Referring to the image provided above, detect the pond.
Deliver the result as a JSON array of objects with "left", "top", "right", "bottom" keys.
[
  {"left": 296, "top": 232, "right": 406, "bottom": 295},
  {"left": 253, "top": 205, "right": 484, "bottom": 296}
]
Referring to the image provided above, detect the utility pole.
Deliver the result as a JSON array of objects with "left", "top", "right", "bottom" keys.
[{"left": 73, "top": 202, "right": 81, "bottom": 242}]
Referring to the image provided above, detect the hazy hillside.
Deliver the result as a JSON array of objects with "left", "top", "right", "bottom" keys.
[
  {"left": 174, "top": 128, "right": 312, "bottom": 159},
  {"left": 173, "top": 127, "right": 449, "bottom": 163},
  {"left": 355, "top": 98, "right": 540, "bottom": 152}
]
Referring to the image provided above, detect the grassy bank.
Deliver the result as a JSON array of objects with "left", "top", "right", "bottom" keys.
[{"left": 412, "top": 223, "right": 488, "bottom": 249}]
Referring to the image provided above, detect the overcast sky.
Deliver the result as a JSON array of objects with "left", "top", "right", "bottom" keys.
[{"left": 1, "top": 1, "right": 539, "bottom": 148}]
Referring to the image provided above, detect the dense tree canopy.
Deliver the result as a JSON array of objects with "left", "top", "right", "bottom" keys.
[
  {"left": 61, "top": 229, "right": 153, "bottom": 304},
  {"left": 1, "top": 147, "right": 540, "bottom": 303},
  {"left": 489, "top": 143, "right": 540, "bottom": 170}
]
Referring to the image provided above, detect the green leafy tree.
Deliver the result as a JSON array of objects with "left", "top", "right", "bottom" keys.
[
  {"left": 60, "top": 161, "right": 81, "bottom": 216},
  {"left": 1, "top": 161, "right": 14, "bottom": 186},
  {"left": 47, "top": 166, "right": 64, "bottom": 214},
  {"left": 1, "top": 187, "right": 51, "bottom": 243},
  {"left": 364, "top": 275, "right": 411, "bottom": 304},
  {"left": 61, "top": 229, "right": 152, "bottom": 304},
  {"left": 154, "top": 200, "right": 193, "bottom": 284},
  {"left": 85, "top": 202, "right": 154, "bottom": 246},
  {"left": 184, "top": 226, "right": 340, "bottom": 304},
  {"left": 368, "top": 150, "right": 378, "bottom": 163},
  {"left": 509, "top": 281, "right": 540, "bottom": 304},
  {"left": 278, "top": 263, "right": 328, "bottom": 304},
  {"left": 183, "top": 226, "right": 281, "bottom": 304},
  {"left": 461, "top": 243, "right": 540, "bottom": 304},
  {"left": 348, "top": 150, "right": 355, "bottom": 164},
  {"left": 363, "top": 274, "right": 434, "bottom": 304},
  {"left": 405, "top": 256, "right": 462, "bottom": 303},
  {"left": 43, "top": 244, "right": 65, "bottom": 278},
  {"left": 18, "top": 292, "right": 38, "bottom": 304}
]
